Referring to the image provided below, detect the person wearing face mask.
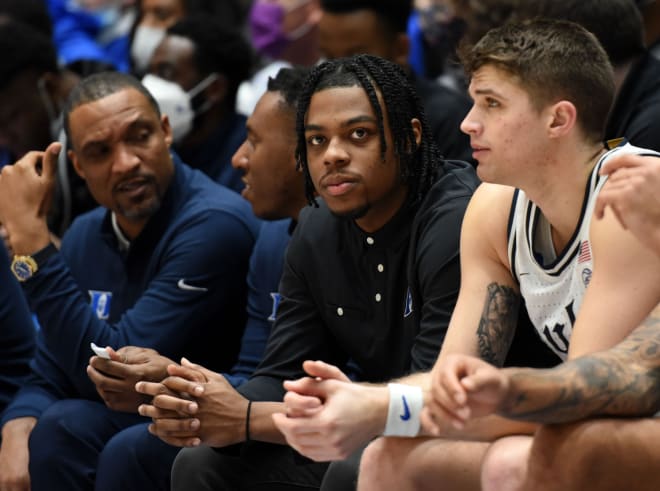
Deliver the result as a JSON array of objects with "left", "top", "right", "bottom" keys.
[
  {"left": 130, "top": 0, "right": 246, "bottom": 76},
  {"left": 237, "top": 0, "right": 322, "bottom": 116},
  {"left": 0, "top": 20, "right": 96, "bottom": 240},
  {"left": 142, "top": 15, "right": 254, "bottom": 192},
  {"left": 47, "top": 0, "right": 137, "bottom": 73}
]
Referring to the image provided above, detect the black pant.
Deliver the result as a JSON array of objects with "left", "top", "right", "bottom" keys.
[
  {"left": 172, "top": 442, "right": 328, "bottom": 491},
  {"left": 319, "top": 447, "right": 364, "bottom": 491}
]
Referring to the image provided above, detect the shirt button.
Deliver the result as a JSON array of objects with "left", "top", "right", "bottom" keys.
[
  {"left": 337, "top": 307, "right": 344, "bottom": 316},
  {"left": 377, "top": 264, "right": 384, "bottom": 273},
  {"left": 366, "top": 237, "right": 375, "bottom": 245},
  {"left": 375, "top": 293, "right": 382, "bottom": 302}
]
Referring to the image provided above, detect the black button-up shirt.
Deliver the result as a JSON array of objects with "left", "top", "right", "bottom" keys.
[{"left": 240, "top": 160, "right": 480, "bottom": 401}]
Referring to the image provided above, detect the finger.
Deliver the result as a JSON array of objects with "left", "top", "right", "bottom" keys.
[
  {"left": 594, "top": 194, "right": 607, "bottom": 219},
  {"left": 426, "top": 395, "right": 468, "bottom": 430},
  {"left": 147, "top": 423, "right": 201, "bottom": 447},
  {"left": 438, "top": 364, "right": 469, "bottom": 406},
  {"left": 599, "top": 153, "right": 644, "bottom": 176},
  {"left": 138, "top": 399, "right": 197, "bottom": 418},
  {"left": 167, "top": 363, "right": 207, "bottom": 385},
  {"left": 148, "top": 416, "right": 200, "bottom": 434},
  {"left": 135, "top": 380, "right": 174, "bottom": 397},
  {"left": 302, "top": 360, "right": 351, "bottom": 382},
  {"left": 89, "top": 357, "right": 129, "bottom": 377},
  {"left": 420, "top": 407, "right": 443, "bottom": 435},
  {"left": 40, "top": 142, "right": 62, "bottom": 179},
  {"left": 181, "top": 357, "right": 221, "bottom": 382},
  {"left": 87, "top": 364, "right": 131, "bottom": 392},
  {"left": 282, "top": 391, "right": 323, "bottom": 416},
  {"left": 105, "top": 346, "right": 124, "bottom": 363},
  {"left": 137, "top": 404, "right": 180, "bottom": 420},
  {"left": 161, "top": 376, "right": 204, "bottom": 397},
  {"left": 281, "top": 377, "right": 329, "bottom": 399},
  {"left": 152, "top": 393, "right": 198, "bottom": 414}
]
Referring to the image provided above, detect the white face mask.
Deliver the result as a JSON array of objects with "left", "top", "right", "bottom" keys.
[
  {"left": 131, "top": 25, "right": 166, "bottom": 74},
  {"left": 141, "top": 73, "right": 218, "bottom": 144}
]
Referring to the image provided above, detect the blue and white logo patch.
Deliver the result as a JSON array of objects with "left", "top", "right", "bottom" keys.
[
  {"left": 268, "top": 292, "right": 282, "bottom": 322},
  {"left": 404, "top": 287, "right": 413, "bottom": 318},
  {"left": 89, "top": 290, "right": 112, "bottom": 320}
]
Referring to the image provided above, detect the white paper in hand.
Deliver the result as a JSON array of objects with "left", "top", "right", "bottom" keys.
[{"left": 90, "top": 342, "right": 111, "bottom": 359}]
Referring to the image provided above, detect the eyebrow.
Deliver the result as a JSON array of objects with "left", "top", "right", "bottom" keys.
[
  {"left": 471, "top": 88, "right": 506, "bottom": 99},
  {"left": 80, "top": 117, "right": 153, "bottom": 150},
  {"left": 305, "top": 114, "right": 377, "bottom": 132}
]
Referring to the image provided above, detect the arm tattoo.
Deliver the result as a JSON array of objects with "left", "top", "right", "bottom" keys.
[
  {"left": 499, "top": 304, "right": 660, "bottom": 423},
  {"left": 476, "top": 283, "right": 520, "bottom": 366}
]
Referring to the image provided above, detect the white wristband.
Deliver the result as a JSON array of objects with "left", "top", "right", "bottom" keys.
[{"left": 383, "top": 383, "right": 423, "bottom": 437}]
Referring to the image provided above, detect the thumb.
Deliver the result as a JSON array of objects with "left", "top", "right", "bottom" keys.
[
  {"left": 41, "top": 142, "right": 62, "bottom": 180},
  {"left": 37, "top": 142, "right": 62, "bottom": 217},
  {"left": 302, "top": 360, "right": 350, "bottom": 382}
]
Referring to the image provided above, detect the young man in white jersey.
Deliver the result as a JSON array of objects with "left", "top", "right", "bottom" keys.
[
  {"left": 413, "top": 152, "right": 660, "bottom": 491},
  {"left": 269, "top": 19, "right": 660, "bottom": 490}
]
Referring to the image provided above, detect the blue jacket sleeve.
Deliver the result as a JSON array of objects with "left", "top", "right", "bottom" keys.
[
  {"left": 228, "top": 220, "right": 291, "bottom": 385},
  {"left": 21, "top": 209, "right": 256, "bottom": 400}
]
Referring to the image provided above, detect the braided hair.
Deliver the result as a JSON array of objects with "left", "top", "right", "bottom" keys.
[{"left": 295, "top": 54, "right": 441, "bottom": 208}]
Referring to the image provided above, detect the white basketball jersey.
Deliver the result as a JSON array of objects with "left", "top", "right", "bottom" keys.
[{"left": 507, "top": 142, "right": 659, "bottom": 360}]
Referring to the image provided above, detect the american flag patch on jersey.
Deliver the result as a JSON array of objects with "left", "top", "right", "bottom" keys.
[{"left": 578, "top": 240, "right": 592, "bottom": 263}]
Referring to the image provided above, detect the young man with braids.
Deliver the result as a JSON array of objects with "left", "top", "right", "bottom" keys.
[
  {"left": 135, "top": 54, "right": 479, "bottom": 489},
  {"left": 319, "top": 19, "right": 660, "bottom": 491}
]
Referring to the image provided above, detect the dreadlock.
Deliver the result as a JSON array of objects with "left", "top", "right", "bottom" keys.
[{"left": 295, "top": 54, "right": 441, "bottom": 208}]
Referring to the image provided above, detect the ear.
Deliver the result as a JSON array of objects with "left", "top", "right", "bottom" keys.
[
  {"left": 68, "top": 149, "right": 86, "bottom": 180},
  {"left": 39, "top": 72, "right": 59, "bottom": 99},
  {"left": 410, "top": 118, "right": 422, "bottom": 147},
  {"left": 546, "top": 100, "right": 577, "bottom": 139},
  {"left": 161, "top": 114, "right": 173, "bottom": 147},
  {"left": 392, "top": 33, "right": 410, "bottom": 68}
]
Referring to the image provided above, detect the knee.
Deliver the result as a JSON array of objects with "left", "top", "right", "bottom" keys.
[
  {"left": 358, "top": 438, "right": 389, "bottom": 486},
  {"left": 171, "top": 446, "right": 214, "bottom": 490},
  {"left": 524, "top": 422, "right": 606, "bottom": 491},
  {"left": 481, "top": 437, "right": 531, "bottom": 491},
  {"left": 358, "top": 438, "right": 409, "bottom": 491},
  {"left": 29, "top": 400, "right": 93, "bottom": 460}
]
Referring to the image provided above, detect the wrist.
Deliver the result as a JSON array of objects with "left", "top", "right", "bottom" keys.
[
  {"left": 1, "top": 417, "right": 37, "bottom": 443},
  {"left": 382, "top": 384, "right": 424, "bottom": 437},
  {"left": 367, "top": 385, "right": 391, "bottom": 436},
  {"left": 10, "top": 226, "right": 52, "bottom": 256}
]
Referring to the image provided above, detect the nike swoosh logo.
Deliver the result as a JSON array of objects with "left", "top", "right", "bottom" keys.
[
  {"left": 177, "top": 279, "right": 208, "bottom": 292},
  {"left": 399, "top": 395, "right": 411, "bottom": 421}
]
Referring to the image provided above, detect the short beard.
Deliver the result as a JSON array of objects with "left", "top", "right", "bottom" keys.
[
  {"left": 329, "top": 203, "right": 370, "bottom": 221},
  {"left": 118, "top": 196, "right": 162, "bottom": 221},
  {"left": 114, "top": 177, "right": 163, "bottom": 222}
]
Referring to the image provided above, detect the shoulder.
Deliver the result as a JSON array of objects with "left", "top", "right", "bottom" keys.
[
  {"left": 462, "top": 183, "right": 516, "bottom": 255},
  {"left": 413, "top": 161, "right": 479, "bottom": 230},
  {"left": 253, "top": 219, "right": 292, "bottom": 255},
  {"left": 285, "top": 201, "right": 338, "bottom": 256},
  {"left": 61, "top": 207, "right": 106, "bottom": 246},
  {"left": 177, "top": 164, "right": 260, "bottom": 234},
  {"left": 434, "top": 160, "right": 481, "bottom": 198}
]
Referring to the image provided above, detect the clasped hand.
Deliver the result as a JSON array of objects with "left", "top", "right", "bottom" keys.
[{"left": 135, "top": 358, "right": 249, "bottom": 448}]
